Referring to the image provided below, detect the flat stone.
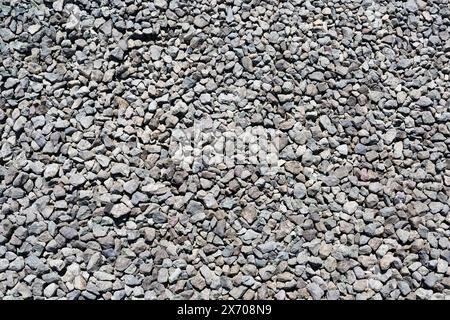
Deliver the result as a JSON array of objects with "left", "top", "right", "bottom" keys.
[
  {"left": 309, "top": 72, "right": 324, "bottom": 81},
  {"left": 44, "top": 164, "right": 60, "bottom": 178},
  {"left": 154, "top": 0, "right": 168, "bottom": 9},
  {"left": 242, "top": 229, "right": 259, "bottom": 242},
  {"left": 28, "top": 24, "right": 41, "bottom": 35},
  {"left": 293, "top": 183, "right": 307, "bottom": 199},
  {"left": 111, "top": 163, "right": 130, "bottom": 176},
  {"left": 259, "top": 265, "right": 276, "bottom": 281},
  {"left": 343, "top": 201, "right": 358, "bottom": 214},
  {"left": 241, "top": 205, "right": 257, "bottom": 224},
  {"left": 186, "top": 200, "right": 204, "bottom": 215},
  {"left": 60, "top": 226, "right": 78, "bottom": 240},
  {"left": 70, "top": 174, "right": 86, "bottom": 187},
  {"left": 242, "top": 56, "right": 254, "bottom": 72},
  {"left": 336, "top": 144, "right": 348, "bottom": 155},
  {"left": 109, "top": 203, "right": 131, "bottom": 218},
  {"left": 110, "top": 47, "right": 125, "bottom": 60},
  {"left": 307, "top": 283, "right": 324, "bottom": 300},
  {"left": 319, "top": 115, "right": 336, "bottom": 134},
  {"left": 194, "top": 15, "right": 209, "bottom": 28},
  {"left": 123, "top": 180, "right": 139, "bottom": 194}
]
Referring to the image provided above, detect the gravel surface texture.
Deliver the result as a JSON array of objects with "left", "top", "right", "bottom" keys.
[{"left": 0, "top": 0, "right": 450, "bottom": 300}]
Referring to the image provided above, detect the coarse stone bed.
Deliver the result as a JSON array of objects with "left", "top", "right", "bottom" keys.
[{"left": 0, "top": 0, "right": 449, "bottom": 300}]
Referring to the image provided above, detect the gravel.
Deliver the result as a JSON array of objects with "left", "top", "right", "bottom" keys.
[{"left": 0, "top": 0, "right": 449, "bottom": 300}]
